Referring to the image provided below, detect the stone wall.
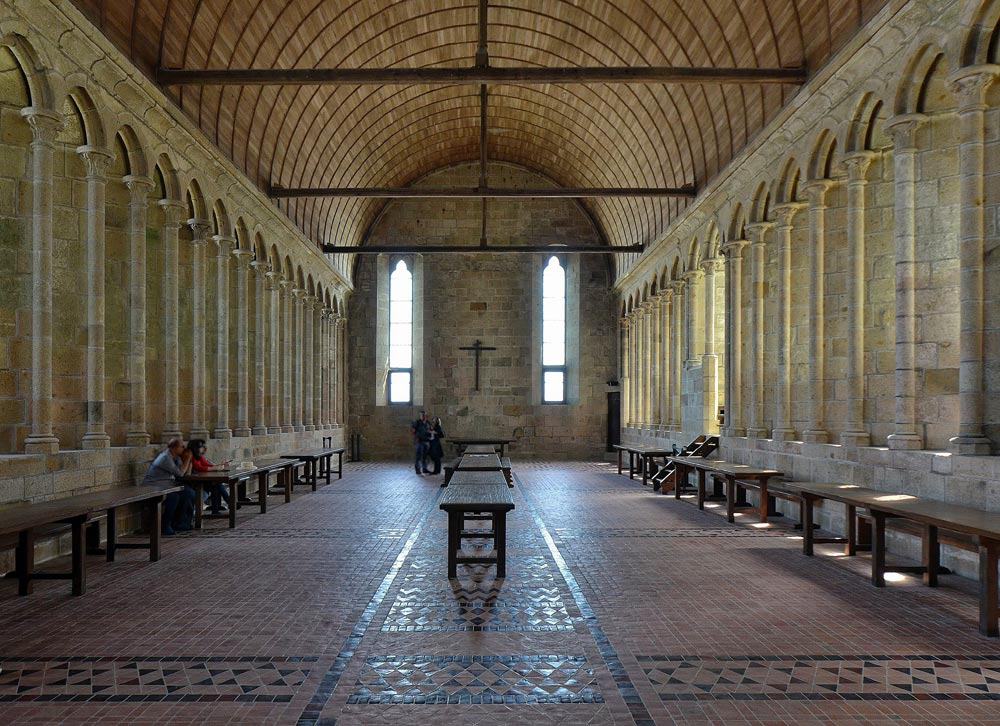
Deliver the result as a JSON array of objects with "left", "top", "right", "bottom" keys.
[
  {"left": 615, "top": 0, "right": 1000, "bottom": 580},
  {"left": 348, "top": 163, "right": 617, "bottom": 459}
]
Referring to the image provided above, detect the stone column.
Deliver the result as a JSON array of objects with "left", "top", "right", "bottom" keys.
[
  {"left": 292, "top": 289, "right": 305, "bottom": 431},
  {"left": 251, "top": 261, "right": 270, "bottom": 435},
  {"left": 745, "top": 222, "right": 771, "bottom": 438},
  {"left": 187, "top": 220, "right": 211, "bottom": 440},
  {"left": 885, "top": 114, "right": 927, "bottom": 451},
  {"left": 313, "top": 302, "right": 323, "bottom": 429},
  {"left": 630, "top": 312, "right": 640, "bottom": 427},
  {"left": 335, "top": 316, "right": 346, "bottom": 425},
  {"left": 319, "top": 308, "right": 329, "bottom": 428},
  {"left": 212, "top": 235, "right": 235, "bottom": 439},
  {"left": 303, "top": 295, "right": 316, "bottom": 431},
  {"left": 266, "top": 272, "right": 282, "bottom": 433},
  {"left": 232, "top": 247, "right": 253, "bottom": 437},
  {"left": 159, "top": 199, "right": 186, "bottom": 442},
  {"left": 671, "top": 280, "right": 685, "bottom": 430},
  {"left": 722, "top": 239, "right": 748, "bottom": 436},
  {"left": 701, "top": 258, "right": 721, "bottom": 434},
  {"left": 802, "top": 180, "right": 835, "bottom": 443},
  {"left": 684, "top": 270, "right": 703, "bottom": 366},
  {"left": 78, "top": 146, "right": 113, "bottom": 449},
  {"left": 280, "top": 280, "right": 294, "bottom": 432},
  {"left": 22, "top": 109, "right": 62, "bottom": 454},
  {"left": 841, "top": 152, "right": 876, "bottom": 447},
  {"left": 658, "top": 290, "right": 672, "bottom": 430},
  {"left": 619, "top": 317, "right": 630, "bottom": 426},
  {"left": 651, "top": 299, "right": 662, "bottom": 429},
  {"left": 771, "top": 202, "right": 805, "bottom": 441},
  {"left": 948, "top": 67, "right": 999, "bottom": 455},
  {"left": 642, "top": 302, "right": 653, "bottom": 427},
  {"left": 124, "top": 176, "right": 153, "bottom": 446}
]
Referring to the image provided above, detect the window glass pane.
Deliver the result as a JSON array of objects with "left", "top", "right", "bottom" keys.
[
  {"left": 390, "top": 322, "right": 412, "bottom": 347},
  {"left": 542, "top": 341, "right": 565, "bottom": 366},
  {"left": 389, "top": 344, "right": 412, "bottom": 368},
  {"left": 542, "top": 319, "right": 564, "bottom": 345},
  {"left": 542, "top": 256, "right": 565, "bottom": 298},
  {"left": 389, "top": 371, "right": 411, "bottom": 403},
  {"left": 390, "top": 299, "right": 412, "bottom": 324},
  {"left": 542, "top": 297, "right": 564, "bottom": 322},
  {"left": 543, "top": 370, "right": 565, "bottom": 403},
  {"left": 389, "top": 260, "right": 412, "bottom": 301}
]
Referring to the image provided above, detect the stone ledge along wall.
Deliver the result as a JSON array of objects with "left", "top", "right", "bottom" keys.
[{"left": 348, "top": 163, "right": 617, "bottom": 460}]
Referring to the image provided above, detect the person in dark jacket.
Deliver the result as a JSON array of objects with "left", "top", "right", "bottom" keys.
[
  {"left": 427, "top": 417, "right": 445, "bottom": 474},
  {"left": 410, "top": 411, "right": 431, "bottom": 475}
]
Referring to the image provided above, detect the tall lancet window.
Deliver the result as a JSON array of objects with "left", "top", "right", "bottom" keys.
[
  {"left": 388, "top": 260, "right": 413, "bottom": 404},
  {"left": 542, "top": 255, "right": 567, "bottom": 403}
]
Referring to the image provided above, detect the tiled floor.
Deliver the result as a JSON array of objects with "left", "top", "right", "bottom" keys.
[{"left": 1, "top": 460, "right": 999, "bottom": 724}]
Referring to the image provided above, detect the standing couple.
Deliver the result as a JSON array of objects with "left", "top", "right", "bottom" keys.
[{"left": 410, "top": 410, "right": 445, "bottom": 475}]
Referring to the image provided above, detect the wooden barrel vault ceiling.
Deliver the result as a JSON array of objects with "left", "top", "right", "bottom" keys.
[{"left": 70, "top": 0, "right": 886, "bottom": 273}]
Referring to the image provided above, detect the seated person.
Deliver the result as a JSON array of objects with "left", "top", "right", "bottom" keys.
[
  {"left": 143, "top": 437, "right": 196, "bottom": 536},
  {"left": 186, "top": 439, "right": 232, "bottom": 514}
]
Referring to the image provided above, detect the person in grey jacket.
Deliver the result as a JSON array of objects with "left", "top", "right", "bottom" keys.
[{"left": 143, "top": 437, "right": 196, "bottom": 535}]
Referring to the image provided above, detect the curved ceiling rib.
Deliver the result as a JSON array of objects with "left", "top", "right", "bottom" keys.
[{"left": 72, "top": 0, "right": 886, "bottom": 271}]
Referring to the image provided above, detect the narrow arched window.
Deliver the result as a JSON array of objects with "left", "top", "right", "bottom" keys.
[
  {"left": 542, "top": 256, "right": 566, "bottom": 403},
  {"left": 388, "top": 260, "right": 413, "bottom": 404}
]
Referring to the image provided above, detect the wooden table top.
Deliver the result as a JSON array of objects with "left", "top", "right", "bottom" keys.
[
  {"left": 665, "top": 457, "right": 782, "bottom": 478},
  {"left": 462, "top": 444, "right": 499, "bottom": 455},
  {"left": 281, "top": 448, "right": 340, "bottom": 460},
  {"left": 453, "top": 438, "right": 514, "bottom": 446},
  {"left": 449, "top": 470, "right": 509, "bottom": 487},
  {"left": 457, "top": 453, "right": 503, "bottom": 470},
  {"left": 615, "top": 444, "right": 673, "bottom": 455},
  {"left": 440, "top": 484, "right": 515, "bottom": 511},
  {"left": 0, "top": 485, "right": 181, "bottom": 536},
  {"left": 791, "top": 481, "right": 896, "bottom": 505}
]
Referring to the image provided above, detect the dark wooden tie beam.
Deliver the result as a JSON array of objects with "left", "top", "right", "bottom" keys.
[
  {"left": 271, "top": 186, "right": 695, "bottom": 198},
  {"left": 157, "top": 65, "right": 807, "bottom": 87}
]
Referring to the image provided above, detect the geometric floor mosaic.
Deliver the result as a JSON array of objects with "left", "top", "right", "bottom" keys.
[
  {"left": 0, "top": 657, "right": 315, "bottom": 703},
  {"left": 347, "top": 655, "right": 604, "bottom": 704},
  {"left": 638, "top": 655, "right": 1000, "bottom": 701},
  {"left": 551, "top": 527, "right": 789, "bottom": 540},
  {"left": 381, "top": 601, "right": 578, "bottom": 632}
]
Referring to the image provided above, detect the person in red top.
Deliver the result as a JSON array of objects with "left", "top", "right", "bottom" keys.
[{"left": 186, "top": 439, "right": 232, "bottom": 514}]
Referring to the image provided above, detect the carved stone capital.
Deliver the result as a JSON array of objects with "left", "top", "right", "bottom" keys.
[
  {"left": 683, "top": 268, "right": 704, "bottom": 284},
  {"left": 158, "top": 199, "right": 187, "bottom": 226},
  {"left": 802, "top": 178, "right": 836, "bottom": 206},
  {"left": 948, "top": 64, "right": 1000, "bottom": 112},
  {"left": 746, "top": 221, "right": 774, "bottom": 245},
  {"left": 212, "top": 234, "right": 236, "bottom": 256},
  {"left": 841, "top": 150, "right": 877, "bottom": 184},
  {"left": 123, "top": 175, "right": 154, "bottom": 204},
  {"left": 187, "top": 218, "right": 212, "bottom": 243},
  {"left": 773, "top": 201, "right": 806, "bottom": 227},
  {"left": 251, "top": 260, "right": 271, "bottom": 276},
  {"left": 76, "top": 145, "right": 114, "bottom": 180},
  {"left": 885, "top": 113, "right": 927, "bottom": 152},
  {"left": 721, "top": 238, "right": 748, "bottom": 257},
  {"left": 701, "top": 256, "right": 724, "bottom": 274},
  {"left": 20, "top": 107, "right": 62, "bottom": 143},
  {"left": 232, "top": 248, "right": 254, "bottom": 268}
]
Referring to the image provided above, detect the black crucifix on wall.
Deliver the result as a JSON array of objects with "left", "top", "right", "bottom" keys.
[{"left": 459, "top": 340, "right": 497, "bottom": 392}]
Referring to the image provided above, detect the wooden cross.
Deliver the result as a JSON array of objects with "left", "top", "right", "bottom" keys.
[{"left": 459, "top": 339, "right": 497, "bottom": 391}]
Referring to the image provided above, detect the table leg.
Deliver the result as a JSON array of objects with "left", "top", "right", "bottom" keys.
[
  {"left": 846, "top": 504, "right": 857, "bottom": 556},
  {"left": 642, "top": 455, "right": 649, "bottom": 487},
  {"left": 759, "top": 481, "right": 769, "bottom": 523},
  {"left": 697, "top": 469, "right": 706, "bottom": 510},
  {"left": 284, "top": 466, "right": 292, "bottom": 503},
  {"left": 617, "top": 449, "right": 623, "bottom": 475},
  {"left": 229, "top": 480, "right": 238, "bottom": 528},
  {"left": 495, "top": 512, "right": 507, "bottom": 578},
  {"left": 311, "top": 460, "right": 318, "bottom": 491},
  {"left": 194, "top": 484, "right": 204, "bottom": 529},
  {"left": 871, "top": 511, "right": 886, "bottom": 587},
  {"left": 628, "top": 452, "right": 635, "bottom": 479},
  {"left": 258, "top": 472, "right": 267, "bottom": 514},
  {"left": 150, "top": 497, "right": 162, "bottom": 562},
  {"left": 803, "top": 496, "right": 815, "bottom": 556},
  {"left": 337, "top": 450, "right": 344, "bottom": 479},
  {"left": 674, "top": 464, "right": 683, "bottom": 499},
  {"left": 106, "top": 507, "right": 117, "bottom": 562},
  {"left": 71, "top": 518, "right": 86, "bottom": 596},
  {"left": 16, "top": 528, "right": 34, "bottom": 596},
  {"left": 725, "top": 476, "right": 735, "bottom": 523},
  {"left": 978, "top": 538, "right": 998, "bottom": 637},
  {"left": 923, "top": 524, "right": 939, "bottom": 587},
  {"left": 447, "top": 513, "right": 459, "bottom": 579}
]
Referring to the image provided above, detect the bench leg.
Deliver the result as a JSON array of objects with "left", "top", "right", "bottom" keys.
[
  {"left": 194, "top": 484, "right": 204, "bottom": 530},
  {"left": 284, "top": 467, "right": 292, "bottom": 503},
  {"left": 725, "top": 476, "right": 735, "bottom": 524},
  {"left": 641, "top": 456, "right": 649, "bottom": 487},
  {"left": 759, "top": 483, "right": 769, "bottom": 523},
  {"left": 495, "top": 513, "right": 507, "bottom": 578},
  {"left": 71, "top": 519, "right": 86, "bottom": 596},
  {"left": 106, "top": 507, "right": 117, "bottom": 562},
  {"left": 617, "top": 449, "right": 622, "bottom": 475},
  {"left": 871, "top": 512, "right": 886, "bottom": 587},
  {"left": 311, "top": 460, "right": 318, "bottom": 492},
  {"left": 674, "top": 466, "right": 684, "bottom": 500},
  {"left": 845, "top": 504, "right": 857, "bottom": 556},
  {"left": 803, "top": 496, "right": 815, "bottom": 556},
  {"left": 447, "top": 513, "right": 460, "bottom": 579},
  {"left": 978, "top": 538, "right": 998, "bottom": 637},
  {"left": 697, "top": 469, "right": 706, "bottom": 510},
  {"left": 16, "top": 528, "right": 34, "bottom": 596},
  {"left": 229, "top": 484, "right": 238, "bottom": 529},
  {"left": 259, "top": 473, "right": 268, "bottom": 514},
  {"left": 150, "top": 498, "right": 162, "bottom": 562},
  {"left": 338, "top": 451, "right": 343, "bottom": 480},
  {"left": 923, "top": 524, "right": 939, "bottom": 587}
]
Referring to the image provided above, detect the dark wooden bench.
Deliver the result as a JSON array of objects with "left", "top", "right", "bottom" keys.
[
  {"left": 452, "top": 439, "right": 514, "bottom": 457},
  {"left": 666, "top": 457, "right": 783, "bottom": 523},
  {"left": 731, "top": 476, "right": 805, "bottom": 524},
  {"left": 443, "top": 457, "right": 461, "bottom": 486},
  {"left": 794, "top": 481, "right": 1000, "bottom": 637},
  {"left": 650, "top": 435, "right": 719, "bottom": 492},
  {"left": 281, "top": 447, "right": 345, "bottom": 489},
  {"left": 440, "top": 479, "right": 514, "bottom": 578},
  {"left": 0, "top": 485, "right": 179, "bottom": 596},
  {"left": 614, "top": 444, "right": 673, "bottom": 487}
]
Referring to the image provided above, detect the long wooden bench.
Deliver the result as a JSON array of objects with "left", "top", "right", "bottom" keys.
[
  {"left": 440, "top": 478, "right": 514, "bottom": 578},
  {"left": 614, "top": 444, "right": 674, "bottom": 486},
  {"left": 793, "top": 481, "right": 1000, "bottom": 637},
  {"left": 445, "top": 455, "right": 514, "bottom": 487},
  {"left": 666, "top": 457, "right": 783, "bottom": 523},
  {"left": 281, "top": 447, "right": 345, "bottom": 489},
  {"left": 0, "top": 485, "right": 179, "bottom": 596},
  {"left": 650, "top": 435, "right": 719, "bottom": 492}
]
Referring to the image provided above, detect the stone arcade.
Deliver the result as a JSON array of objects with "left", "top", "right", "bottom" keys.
[{"left": 0, "top": 0, "right": 999, "bottom": 724}]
